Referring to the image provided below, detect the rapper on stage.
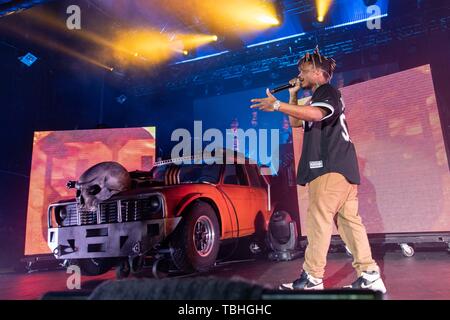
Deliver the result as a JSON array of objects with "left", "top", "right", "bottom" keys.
[{"left": 250, "top": 47, "right": 387, "bottom": 293}]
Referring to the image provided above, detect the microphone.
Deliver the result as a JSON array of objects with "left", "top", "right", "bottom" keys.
[{"left": 270, "top": 83, "right": 296, "bottom": 94}]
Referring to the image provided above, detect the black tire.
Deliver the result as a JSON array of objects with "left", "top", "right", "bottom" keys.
[
  {"left": 75, "top": 258, "right": 115, "bottom": 276},
  {"left": 152, "top": 258, "right": 170, "bottom": 279},
  {"left": 115, "top": 259, "right": 130, "bottom": 279},
  {"left": 130, "top": 255, "right": 145, "bottom": 277},
  {"left": 170, "top": 201, "right": 220, "bottom": 273}
]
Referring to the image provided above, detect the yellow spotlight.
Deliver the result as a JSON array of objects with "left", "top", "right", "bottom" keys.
[
  {"left": 316, "top": 0, "right": 333, "bottom": 23},
  {"left": 257, "top": 15, "right": 280, "bottom": 26},
  {"left": 121, "top": 1, "right": 281, "bottom": 35},
  {"left": 178, "top": 34, "right": 221, "bottom": 50},
  {"left": 3, "top": 23, "right": 113, "bottom": 71},
  {"left": 183, "top": 50, "right": 189, "bottom": 55},
  {"left": 114, "top": 30, "right": 174, "bottom": 65},
  {"left": 23, "top": 10, "right": 136, "bottom": 57}
]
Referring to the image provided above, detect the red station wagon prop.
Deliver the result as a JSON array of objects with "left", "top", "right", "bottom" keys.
[{"left": 47, "top": 152, "right": 289, "bottom": 278}]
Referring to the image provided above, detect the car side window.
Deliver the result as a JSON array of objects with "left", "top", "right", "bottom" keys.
[
  {"left": 246, "top": 165, "right": 262, "bottom": 188},
  {"left": 223, "top": 165, "right": 248, "bottom": 186},
  {"left": 179, "top": 164, "right": 221, "bottom": 184}
]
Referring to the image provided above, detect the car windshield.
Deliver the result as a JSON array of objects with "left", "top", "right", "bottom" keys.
[{"left": 150, "top": 163, "right": 222, "bottom": 184}]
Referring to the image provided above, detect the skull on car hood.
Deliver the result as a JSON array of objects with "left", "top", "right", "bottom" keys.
[{"left": 75, "top": 162, "right": 131, "bottom": 212}]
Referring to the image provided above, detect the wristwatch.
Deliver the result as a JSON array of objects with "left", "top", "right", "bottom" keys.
[{"left": 273, "top": 100, "right": 281, "bottom": 111}]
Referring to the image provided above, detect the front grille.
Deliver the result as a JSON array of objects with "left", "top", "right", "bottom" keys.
[
  {"left": 60, "top": 204, "right": 78, "bottom": 227},
  {"left": 54, "top": 195, "right": 163, "bottom": 227},
  {"left": 100, "top": 202, "right": 119, "bottom": 224},
  {"left": 80, "top": 210, "right": 97, "bottom": 225},
  {"left": 121, "top": 198, "right": 159, "bottom": 222}
]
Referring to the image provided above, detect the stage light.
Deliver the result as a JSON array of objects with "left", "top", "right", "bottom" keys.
[
  {"left": 23, "top": 10, "right": 138, "bottom": 59},
  {"left": 116, "top": 94, "right": 127, "bottom": 104},
  {"left": 114, "top": 30, "right": 219, "bottom": 65},
  {"left": 174, "top": 50, "right": 229, "bottom": 65},
  {"left": 316, "top": 0, "right": 333, "bottom": 23},
  {"left": 179, "top": 34, "right": 221, "bottom": 49},
  {"left": 273, "top": 0, "right": 285, "bottom": 26},
  {"left": 247, "top": 32, "right": 306, "bottom": 48},
  {"left": 19, "top": 52, "right": 38, "bottom": 67},
  {"left": 257, "top": 15, "right": 280, "bottom": 26},
  {"left": 160, "top": 0, "right": 281, "bottom": 34},
  {"left": 324, "top": 14, "right": 388, "bottom": 30},
  {"left": 267, "top": 211, "right": 300, "bottom": 261},
  {"left": 5, "top": 24, "right": 112, "bottom": 71},
  {"left": 114, "top": 30, "right": 174, "bottom": 65}
]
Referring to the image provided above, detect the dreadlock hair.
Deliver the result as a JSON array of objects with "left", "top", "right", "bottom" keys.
[{"left": 298, "top": 46, "right": 337, "bottom": 82}]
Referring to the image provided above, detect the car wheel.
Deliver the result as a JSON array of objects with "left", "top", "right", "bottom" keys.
[
  {"left": 115, "top": 259, "right": 130, "bottom": 279},
  {"left": 170, "top": 201, "right": 220, "bottom": 273},
  {"left": 75, "top": 258, "right": 115, "bottom": 276}
]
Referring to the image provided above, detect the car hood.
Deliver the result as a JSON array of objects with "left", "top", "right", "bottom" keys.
[{"left": 52, "top": 182, "right": 219, "bottom": 205}]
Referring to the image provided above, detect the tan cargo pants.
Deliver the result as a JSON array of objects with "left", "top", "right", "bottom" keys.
[{"left": 303, "top": 172, "right": 379, "bottom": 279}]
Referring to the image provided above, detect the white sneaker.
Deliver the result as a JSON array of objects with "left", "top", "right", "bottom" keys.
[
  {"left": 344, "top": 271, "right": 387, "bottom": 294},
  {"left": 279, "top": 270, "right": 324, "bottom": 290}
]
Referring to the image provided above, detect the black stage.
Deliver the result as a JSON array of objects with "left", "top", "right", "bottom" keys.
[{"left": 1, "top": 249, "right": 449, "bottom": 300}]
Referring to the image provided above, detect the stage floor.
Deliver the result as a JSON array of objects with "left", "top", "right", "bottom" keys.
[{"left": 1, "top": 249, "right": 449, "bottom": 300}]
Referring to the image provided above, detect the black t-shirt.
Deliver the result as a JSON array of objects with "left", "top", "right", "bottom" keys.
[{"left": 297, "top": 83, "right": 361, "bottom": 186}]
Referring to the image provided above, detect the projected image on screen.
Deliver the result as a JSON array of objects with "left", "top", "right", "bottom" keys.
[
  {"left": 293, "top": 64, "right": 450, "bottom": 235},
  {"left": 25, "top": 127, "right": 156, "bottom": 256},
  {"left": 193, "top": 87, "right": 292, "bottom": 169}
]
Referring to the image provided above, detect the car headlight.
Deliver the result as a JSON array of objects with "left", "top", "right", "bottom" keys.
[
  {"left": 148, "top": 196, "right": 162, "bottom": 213},
  {"left": 55, "top": 206, "right": 68, "bottom": 225}
]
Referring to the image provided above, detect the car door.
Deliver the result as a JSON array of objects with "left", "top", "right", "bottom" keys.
[
  {"left": 218, "top": 164, "right": 255, "bottom": 236},
  {"left": 244, "top": 164, "right": 270, "bottom": 233}
]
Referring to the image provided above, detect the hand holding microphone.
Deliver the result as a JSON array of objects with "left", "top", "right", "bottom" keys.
[
  {"left": 251, "top": 77, "right": 302, "bottom": 112},
  {"left": 288, "top": 77, "right": 302, "bottom": 95},
  {"left": 269, "top": 77, "right": 302, "bottom": 94}
]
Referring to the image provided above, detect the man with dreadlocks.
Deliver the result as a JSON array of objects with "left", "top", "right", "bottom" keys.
[{"left": 250, "top": 47, "right": 386, "bottom": 293}]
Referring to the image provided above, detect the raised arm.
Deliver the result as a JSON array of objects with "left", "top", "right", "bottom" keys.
[
  {"left": 288, "top": 93, "right": 303, "bottom": 128},
  {"left": 250, "top": 88, "right": 326, "bottom": 122}
]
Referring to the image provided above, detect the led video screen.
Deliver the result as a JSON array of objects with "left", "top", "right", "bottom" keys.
[
  {"left": 293, "top": 65, "right": 450, "bottom": 235},
  {"left": 24, "top": 127, "right": 156, "bottom": 256}
]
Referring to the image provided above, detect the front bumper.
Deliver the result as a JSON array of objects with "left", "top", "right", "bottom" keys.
[{"left": 48, "top": 217, "right": 181, "bottom": 260}]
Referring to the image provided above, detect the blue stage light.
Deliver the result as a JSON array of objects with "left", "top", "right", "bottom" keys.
[
  {"left": 247, "top": 32, "right": 306, "bottom": 48},
  {"left": 116, "top": 94, "right": 127, "bottom": 104},
  {"left": 325, "top": 14, "right": 388, "bottom": 30},
  {"left": 174, "top": 50, "right": 229, "bottom": 65},
  {"left": 18, "top": 52, "right": 38, "bottom": 67}
]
